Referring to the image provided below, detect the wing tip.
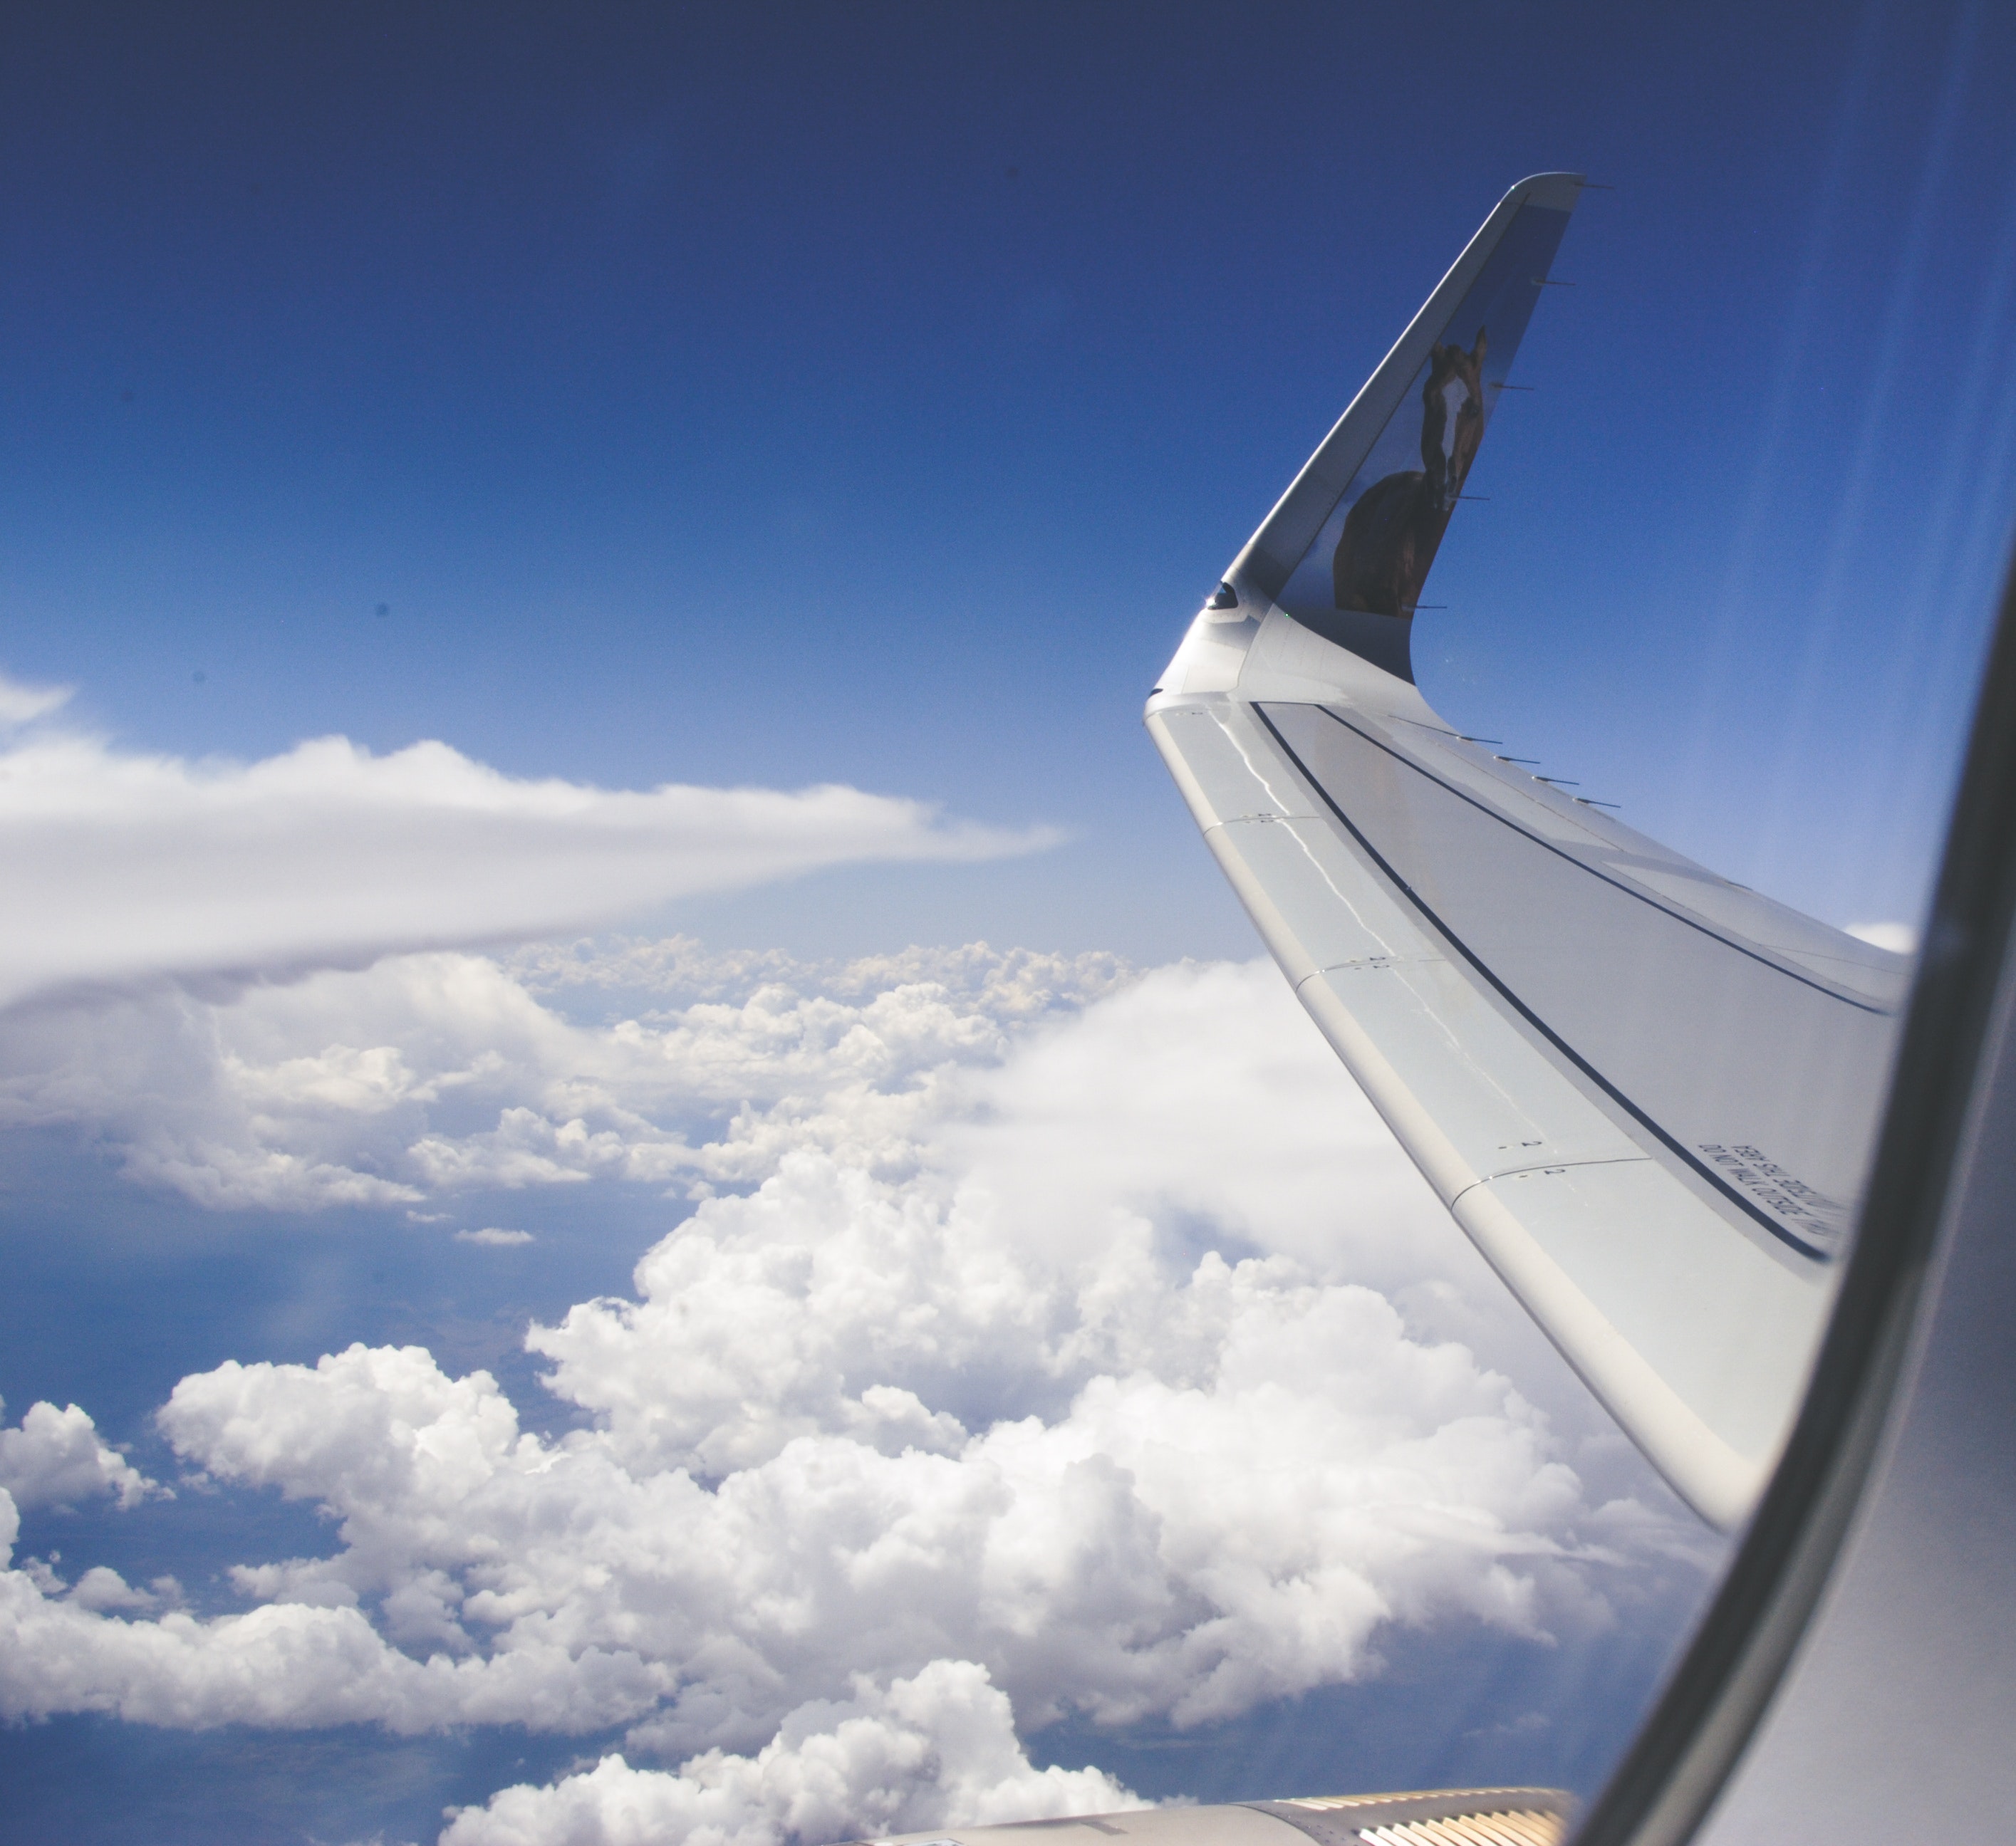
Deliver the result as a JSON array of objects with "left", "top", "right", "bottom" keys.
[{"left": 1509, "top": 171, "right": 1589, "bottom": 213}]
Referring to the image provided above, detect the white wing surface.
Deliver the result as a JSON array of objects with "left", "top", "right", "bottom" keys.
[{"left": 1148, "top": 174, "right": 1906, "bottom": 1528}]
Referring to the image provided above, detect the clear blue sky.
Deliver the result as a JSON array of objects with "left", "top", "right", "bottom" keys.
[{"left": 4, "top": 6, "right": 2015, "bottom": 1844}]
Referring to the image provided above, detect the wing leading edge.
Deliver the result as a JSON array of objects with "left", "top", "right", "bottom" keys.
[{"left": 1149, "top": 175, "right": 1906, "bottom": 1529}]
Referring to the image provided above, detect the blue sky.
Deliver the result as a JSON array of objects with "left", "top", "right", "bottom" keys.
[
  {"left": 4, "top": 1, "right": 2012, "bottom": 951},
  {"left": 3, "top": 4, "right": 2015, "bottom": 1843}
]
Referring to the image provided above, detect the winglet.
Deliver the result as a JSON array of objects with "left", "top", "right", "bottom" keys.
[{"left": 1220, "top": 173, "right": 1583, "bottom": 679}]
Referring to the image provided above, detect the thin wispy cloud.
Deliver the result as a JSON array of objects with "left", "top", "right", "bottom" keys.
[
  {"left": 0, "top": 671, "right": 73, "bottom": 729},
  {"left": 0, "top": 701, "right": 1056, "bottom": 1013}
]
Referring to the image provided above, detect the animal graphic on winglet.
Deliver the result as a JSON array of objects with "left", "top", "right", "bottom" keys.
[{"left": 1331, "top": 329, "right": 1487, "bottom": 617}]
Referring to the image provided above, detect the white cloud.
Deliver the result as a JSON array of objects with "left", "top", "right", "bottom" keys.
[
  {"left": 508, "top": 939, "right": 1131, "bottom": 1023},
  {"left": 0, "top": 938, "right": 1134, "bottom": 1210},
  {"left": 1845, "top": 920, "right": 1918, "bottom": 954},
  {"left": 936, "top": 958, "right": 1456, "bottom": 1289},
  {"left": 68, "top": 1566, "right": 165, "bottom": 1613},
  {"left": 457, "top": 1229, "right": 536, "bottom": 1247},
  {"left": 440, "top": 1661, "right": 1141, "bottom": 1846},
  {"left": 0, "top": 944, "right": 1709, "bottom": 1839},
  {"left": 0, "top": 720, "right": 1053, "bottom": 1013},
  {"left": 0, "top": 1399, "right": 160, "bottom": 1511},
  {"left": 0, "top": 962, "right": 1682, "bottom": 1759},
  {"left": 0, "top": 671, "right": 73, "bottom": 728}
]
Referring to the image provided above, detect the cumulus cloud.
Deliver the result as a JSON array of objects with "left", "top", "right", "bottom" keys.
[
  {"left": 0, "top": 937, "right": 1135, "bottom": 1210},
  {"left": 0, "top": 1272, "right": 1580, "bottom": 1745},
  {"left": 0, "top": 944, "right": 1710, "bottom": 1842},
  {"left": 508, "top": 939, "right": 1132, "bottom": 1024},
  {"left": 457, "top": 1228, "right": 536, "bottom": 1247},
  {"left": 440, "top": 1661, "right": 1141, "bottom": 1846},
  {"left": 0, "top": 957, "right": 1675, "bottom": 1762},
  {"left": 0, "top": 715, "right": 1052, "bottom": 1013},
  {"left": 67, "top": 1566, "right": 171, "bottom": 1613},
  {"left": 0, "top": 1399, "right": 160, "bottom": 1511}
]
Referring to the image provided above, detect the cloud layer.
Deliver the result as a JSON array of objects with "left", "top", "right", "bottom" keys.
[
  {"left": 0, "top": 937, "right": 1131, "bottom": 1209},
  {"left": 0, "top": 691, "right": 1051, "bottom": 1012},
  {"left": 0, "top": 942, "right": 1710, "bottom": 1844}
]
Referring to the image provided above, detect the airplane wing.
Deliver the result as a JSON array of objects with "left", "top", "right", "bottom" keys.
[
  {"left": 1146, "top": 174, "right": 1907, "bottom": 1529},
  {"left": 862, "top": 1787, "right": 1574, "bottom": 1846}
]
